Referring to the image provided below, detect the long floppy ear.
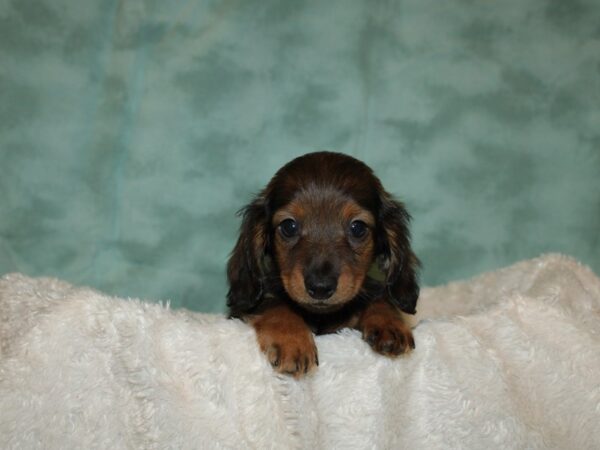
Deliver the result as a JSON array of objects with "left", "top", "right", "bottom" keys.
[
  {"left": 375, "top": 193, "right": 420, "bottom": 314},
  {"left": 226, "top": 196, "right": 271, "bottom": 317}
]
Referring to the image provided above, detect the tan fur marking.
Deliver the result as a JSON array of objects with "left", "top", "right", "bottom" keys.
[
  {"left": 250, "top": 304, "right": 318, "bottom": 378},
  {"left": 358, "top": 300, "right": 415, "bottom": 356}
]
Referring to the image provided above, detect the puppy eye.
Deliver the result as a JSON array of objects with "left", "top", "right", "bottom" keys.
[
  {"left": 350, "top": 220, "right": 368, "bottom": 239},
  {"left": 279, "top": 219, "right": 299, "bottom": 238}
]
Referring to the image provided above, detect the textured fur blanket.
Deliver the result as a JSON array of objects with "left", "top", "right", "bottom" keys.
[{"left": 1, "top": 254, "right": 599, "bottom": 449}]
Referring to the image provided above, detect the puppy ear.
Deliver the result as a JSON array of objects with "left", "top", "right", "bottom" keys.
[
  {"left": 376, "top": 194, "right": 420, "bottom": 314},
  {"left": 226, "top": 196, "right": 271, "bottom": 316}
]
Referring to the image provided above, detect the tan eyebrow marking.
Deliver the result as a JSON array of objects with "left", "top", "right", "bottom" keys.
[{"left": 341, "top": 201, "right": 375, "bottom": 227}]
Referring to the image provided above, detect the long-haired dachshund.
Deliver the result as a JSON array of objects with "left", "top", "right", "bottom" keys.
[{"left": 227, "top": 152, "right": 420, "bottom": 377}]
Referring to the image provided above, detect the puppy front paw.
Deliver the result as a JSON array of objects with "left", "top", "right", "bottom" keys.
[
  {"left": 359, "top": 302, "right": 415, "bottom": 356},
  {"left": 251, "top": 305, "right": 318, "bottom": 378},
  {"left": 260, "top": 334, "right": 318, "bottom": 378},
  {"left": 361, "top": 319, "right": 415, "bottom": 356}
]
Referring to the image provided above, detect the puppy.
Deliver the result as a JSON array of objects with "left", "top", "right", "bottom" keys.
[{"left": 227, "top": 152, "right": 420, "bottom": 377}]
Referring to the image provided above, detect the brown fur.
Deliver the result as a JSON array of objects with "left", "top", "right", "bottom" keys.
[
  {"left": 227, "top": 152, "right": 420, "bottom": 377},
  {"left": 249, "top": 304, "right": 318, "bottom": 378},
  {"left": 358, "top": 300, "right": 415, "bottom": 355}
]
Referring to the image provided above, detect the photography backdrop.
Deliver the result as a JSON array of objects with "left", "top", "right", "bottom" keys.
[{"left": 1, "top": 0, "right": 599, "bottom": 312}]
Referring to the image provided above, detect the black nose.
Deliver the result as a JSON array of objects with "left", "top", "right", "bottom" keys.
[{"left": 304, "top": 274, "right": 337, "bottom": 300}]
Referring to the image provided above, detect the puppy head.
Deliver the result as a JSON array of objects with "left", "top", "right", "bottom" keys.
[
  {"left": 227, "top": 151, "right": 419, "bottom": 316},
  {"left": 271, "top": 186, "right": 376, "bottom": 313}
]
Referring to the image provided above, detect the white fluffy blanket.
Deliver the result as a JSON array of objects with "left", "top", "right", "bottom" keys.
[{"left": 1, "top": 254, "right": 599, "bottom": 449}]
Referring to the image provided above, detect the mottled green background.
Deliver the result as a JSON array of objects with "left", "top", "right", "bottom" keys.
[{"left": 1, "top": 0, "right": 599, "bottom": 312}]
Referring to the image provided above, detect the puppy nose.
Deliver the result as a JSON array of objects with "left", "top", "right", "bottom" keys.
[{"left": 304, "top": 274, "right": 337, "bottom": 300}]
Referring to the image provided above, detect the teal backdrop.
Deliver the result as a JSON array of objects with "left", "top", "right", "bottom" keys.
[{"left": 1, "top": 0, "right": 599, "bottom": 312}]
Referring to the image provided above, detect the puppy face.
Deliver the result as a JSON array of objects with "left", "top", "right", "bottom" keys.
[
  {"left": 272, "top": 186, "right": 375, "bottom": 312},
  {"left": 227, "top": 151, "right": 420, "bottom": 318}
]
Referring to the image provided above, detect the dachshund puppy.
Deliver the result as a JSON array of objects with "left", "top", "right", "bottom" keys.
[{"left": 227, "top": 152, "right": 420, "bottom": 377}]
